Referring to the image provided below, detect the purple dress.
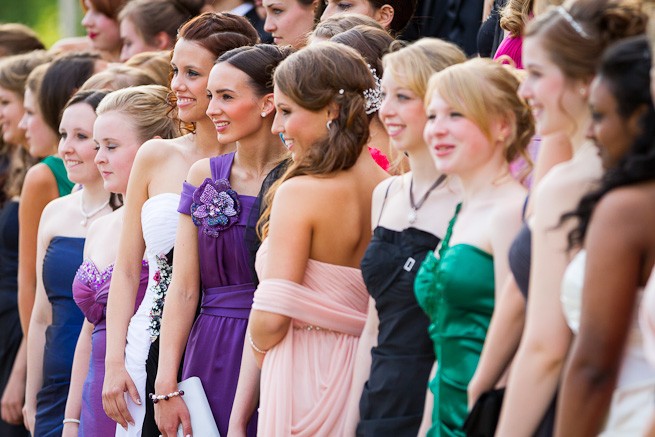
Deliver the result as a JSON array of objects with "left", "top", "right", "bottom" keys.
[
  {"left": 177, "top": 152, "right": 257, "bottom": 436},
  {"left": 72, "top": 260, "right": 149, "bottom": 436}
]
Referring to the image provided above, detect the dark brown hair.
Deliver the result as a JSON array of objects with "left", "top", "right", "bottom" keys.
[
  {"left": 178, "top": 12, "right": 259, "bottom": 56},
  {"left": 217, "top": 44, "right": 294, "bottom": 97},
  {"left": 330, "top": 25, "right": 393, "bottom": 76},
  {"left": 368, "top": 0, "right": 417, "bottom": 34},
  {"left": 38, "top": 52, "right": 101, "bottom": 135}
]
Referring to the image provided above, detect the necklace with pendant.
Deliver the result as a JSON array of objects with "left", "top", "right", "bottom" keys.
[
  {"left": 409, "top": 174, "right": 447, "bottom": 224},
  {"left": 80, "top": 198, "right": 110, "bottom": 226}
]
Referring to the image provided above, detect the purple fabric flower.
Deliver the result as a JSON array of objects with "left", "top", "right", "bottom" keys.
[{"left": 190, "top": 178, "right": 241, "bottom": 237}]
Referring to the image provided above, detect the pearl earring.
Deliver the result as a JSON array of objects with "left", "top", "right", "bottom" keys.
[
  {"left": 326, "top": 120, "right": 333, "bottom": 131},
  {"left": 260, "top": 111, "right": 267, "bottom": 118}
]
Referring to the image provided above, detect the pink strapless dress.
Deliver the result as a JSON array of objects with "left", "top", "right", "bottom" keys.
[{"left": 252, "top": 239, "right": 368, "bottom": 436}]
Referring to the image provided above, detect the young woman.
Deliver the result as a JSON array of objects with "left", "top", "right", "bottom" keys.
[
  {"left": 153, "top": 43, "right": 291, "bottom": 437},
  {"left": 81, "top": 0, "right": 125, "bottom": 61},
  {"left": 321, "top": 0, "right": 417, "bottom": 36},
  {"left": 416, "top": 57, "right": 534, "bottom": 436},
  {"left": 118, "top": 0, "right": 203, "bottom": 62},
  {"left": 62, "top": 86, "right": 179, "bottom": 437},
  {"left": 343, "top": 38, "right": 465, "bottom": 437},
  {"left": 17, "top": 52, "right": 103, "bottom": 339},
  {"left": 555, "top": 35, "right": 655, "bottom": 436},
  {"left": 262, "top": 0, "right": 319, "bottom": 49},
  {"left": 24, "top": 86, "right": 112, "bottom": 437},
  {"left": 248, "top": 41, "right": 388, "bottom": 435},
  {"left": 101, "top": 13, "right": 258, "bottom": 436},
  {"left": 496, "top": 1, "right": 647, "bottom": 434}
]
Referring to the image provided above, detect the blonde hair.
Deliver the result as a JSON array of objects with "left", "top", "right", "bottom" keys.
[
  {"left": 0, "top": 50, "right": 52, "bottom": 96},
  {"left": 426, "top": 58, "right": 535, "bottom": 166},
  {"left": 500, "top": 0, "right": 534, "bottom": 37},
  {"left": 81, "top": 65, "right": 156, "bottom": 91},
  {"left": 96, "top": 85, "right": 180, "bottom": 143},
  {"left": 124, "top": 50, "right": 172, "bottom": 87}
]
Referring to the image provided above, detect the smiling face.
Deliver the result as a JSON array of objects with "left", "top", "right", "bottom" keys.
[
  {"left": 272, "top": 88, "right": 329, "bottom": 157},
  {"left": 424, "top": 90, "right": 501, "bottom": 177},
  {"left": 206, "top": 62, "right": 271, "bottom": 145},
  {"left": 0, "top": 86, "right": 26, "bottom": 146},
  {"left": 587, "top": 76, "right": 642, "bottom": 170},
  {"left": 322, "top": 0, "right": 375, "bottom": 19},
  {"left": 520, "top": 37, "right": 588, "bottom": 137},
  {"left": 263, "top": 0, "right": 317, "bottom": 49},
  {"left": 378, "top": 71, "right": 427, "bottom": 154},
  {"left": 19, "top": 88, "right": 58, "bottom": 158},
  {"left": 58, "top": 102, "right": 102, "bottom": 185},
  {"left": 81, "top": 0, "right": 121, "bottom": 53},
  {"left": 93, "top": 111, "right": 142, "bottom": 194},
  {"left": 170, "top": 38, "right": 216, "bottom": 124},
  {"left": 119, "top": 18, "right": 158, "bottom": 62}
]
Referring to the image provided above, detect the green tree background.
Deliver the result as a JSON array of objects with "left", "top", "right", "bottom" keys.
[{"left": 1, "top": 0, "right": 83, "bottom": 47}]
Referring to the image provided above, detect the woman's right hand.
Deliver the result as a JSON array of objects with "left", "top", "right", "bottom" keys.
[
  {"left": 102, "top": 363, "right": 140, "bottom": 429},
  {"left": 22, "top": 403, "right": 35, "bottom": 432},
  {"left": 154, "top": 395, "right": 192, "bottom": 437}
]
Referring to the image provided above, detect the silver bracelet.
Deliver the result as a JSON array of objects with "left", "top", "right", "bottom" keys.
[
  {"left": 248, "top": 331, "right": 268, "bottom": 354},
  {"left": 62, "top": 418, "right": 80, "bottom": 425}
]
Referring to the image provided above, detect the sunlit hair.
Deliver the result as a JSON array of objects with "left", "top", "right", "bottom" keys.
[
  {"left": 426, "top": 58, "right": 535, "bottom": 166},
  {"left": 0, "top": 50, "right": 52, "bottom": 97},
  {"left": 501, "top": 0, "right": 534, "bottom": 37},
  {"left": 80, "top": 0, "right": 126, "bottom": 19},
  {"left": 124, "top": 50, "right": 172, "bottom": 86},
  {"left": 96, "top": 85, "right": 179, "bottom": 144},
  {"left": 526, "top": 0, "right": 647, "bottom": 82},
  {"left": 312, "top": 13, "right": 383, "bottom": 41},
  {"left": 81, "top": 65, "right": 156, "bottom": 91},
  {"left": 0, "top": 23, "right": 45, "bottom": 57},
  {"left": 258, "top": 42, "right": 375, "bottom": 238},
  {"left": 331, "top": 25, "right": 393, "bottom": 76}
]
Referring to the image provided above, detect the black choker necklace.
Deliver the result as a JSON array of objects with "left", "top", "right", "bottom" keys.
[{"left": 408, "top": 174, "right": 447, "bottom": 224}]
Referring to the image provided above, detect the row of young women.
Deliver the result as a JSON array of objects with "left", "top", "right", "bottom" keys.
[{"left": 2, "top": 2, "right": 655, "bottom": 437}]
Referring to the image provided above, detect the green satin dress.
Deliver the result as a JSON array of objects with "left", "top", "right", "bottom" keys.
[{"left": 414, "top": 203, "right": 495, "bottom": 437}]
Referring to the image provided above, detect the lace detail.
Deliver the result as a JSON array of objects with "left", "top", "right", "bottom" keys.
[
  {"left": 148, "top": 254, "right": 173, "bottom": 341},
  {"left": 190, "top": 178, "right": 241, "bottom": 238},
  {"left": 75, "top": 260, "right": 115, "bottom": 290}
]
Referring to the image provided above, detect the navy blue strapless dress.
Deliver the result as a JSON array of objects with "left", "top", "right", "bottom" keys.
[{"left": 34, "top": 236, "right": 85, "bottom": 437}]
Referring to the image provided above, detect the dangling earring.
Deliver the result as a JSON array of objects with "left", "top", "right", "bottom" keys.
[{"left": 326, "top": 119, "right": 333, "bottom": 131}]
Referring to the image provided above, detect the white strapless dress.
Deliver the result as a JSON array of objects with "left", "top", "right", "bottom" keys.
[
  {"left": 116, "top": 193, "right": 180, "bottom": 437},
  {"left": 561, "top": 251, "right": 655, "bottom": 436}
]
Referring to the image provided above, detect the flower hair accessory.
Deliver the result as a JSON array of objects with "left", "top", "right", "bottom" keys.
[
  {"left": 364, "top": 65, "right": 382, "bottom": 115},
  {"left": 556, "top": 6, "right": 590, "bottom": 39},
  {"left": 190, "top": 178, "right": 241, "bottom": 238}
]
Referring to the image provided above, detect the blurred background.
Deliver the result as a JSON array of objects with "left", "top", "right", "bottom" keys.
[{"left": 1, "top": 0, "right": 82, "bottom": 47}]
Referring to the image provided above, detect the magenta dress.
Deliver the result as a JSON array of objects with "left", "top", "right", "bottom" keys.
[
  {"left": 177, "top": 152, "right": 257, "bottom": 436},
  {"left": 72, "top": 260, "right": 149, "bottom": 436}
]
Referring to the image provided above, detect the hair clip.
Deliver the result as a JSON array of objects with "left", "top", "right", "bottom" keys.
[
  {"left": 364, "top": 66, "right": 382, "bottom": 115},
  {"left": 556, "top": 6, "right": 590, "bottom": 39}
]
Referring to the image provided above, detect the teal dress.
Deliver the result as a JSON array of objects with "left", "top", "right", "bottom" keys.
[
  {"left": 42, "top": 156, "right": 74, "bottom": 197},
  {"left": 414, "top": 203, "right": 495, "bottom": 436}
]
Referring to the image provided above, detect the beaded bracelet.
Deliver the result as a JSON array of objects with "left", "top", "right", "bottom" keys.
[
  {"left": 149, "top": 389, "right": 185, "bottom": 404},
  {"left": 62, "top": 418, "right": 80, "bottom": 425},
  {"left": 248, "top": 331, "right": 268, "bottom": 355}
]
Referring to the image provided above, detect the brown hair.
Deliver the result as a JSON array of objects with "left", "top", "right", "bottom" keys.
[
  {"left": 81, "top": 64, "right": 156, "bottom": 91},
  {"left": 426, "top": 58, "right": 535, "bottom": 166},
  {"left": 177, "top": 12, "right": 259, "bottom": 56},
  {"left": 312, "top": 13, "right": 383, "bottom": 41},
  {"left": 0, "top": 50, "right": 52, "bottom": 97},
  {"left": 124, "top": 50, "right": 172, "bottom": 86},
  {"left": 331, "top": 25, "right": 393, "bottom": 76},
  {"left": 80, "top": 0, "right": 127, "bottom": 19},
  {"left": 118, "top": 0, "right": 203, "bottom": 48},
  {"left": 526, "top": 0, "right": 647, "bottom": 82},
  {"left": 2, "top": 145, "right": 38, "bottom": 204},
  {"left": 0, "top": 24, "right": 45, "bottom": 57},
  {"left": 259, "top": 42, "right": 375, "bottom": 237}
]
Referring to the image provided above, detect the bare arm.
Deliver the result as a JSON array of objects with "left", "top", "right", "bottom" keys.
[
  {"left": 555, "top": 192, "right": 647, "bottom": 436},
  {"left": 153, "top": 162, "right": 203, "bottom": 437},
  {"left": 468, "top": 276, "right": 524, "bottom": 409},
  {"left": 343, "top": 297, "right": 379, "bottom": 435},
  {"left": 62, "top": 320, "right": 94, "bottom": 437},
  {"left": 496, "top": 180, "right": 576, "bottom": 436},
  {"left": 17, "top": 164, "right": 59, "bottom": 335},
  {"left": 227, "top": 338, "right": 261, "bottom": 436},
  {"left": 249, "top": 179, "right": 313, "bottom": 357},
  {"left": 24, "top": 216, "right": 53, "bottom": 432},
  {"left": 102, "top": 149, "right": 150, "bottom": 428},
  {"left": 1, "top": 338, "right": 27, "bottom": 425}
]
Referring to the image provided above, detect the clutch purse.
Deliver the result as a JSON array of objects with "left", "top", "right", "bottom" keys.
[
  {"left": 463, "top": 387, "right": 505, "bottom": 437},
  {"left": 176, "top": 376, "right": 221, "bottom": 437}
]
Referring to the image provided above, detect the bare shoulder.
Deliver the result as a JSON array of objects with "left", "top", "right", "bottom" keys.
[
  {"left": 135, "top": 137, "right": 186, "bottom": 167},
  {"left": 372, "top": 175, "right": 398, "bottom": 201},
  {"left": 591, "top": 183, "right": 655, "bottom": 234},
  {"left": 186, "top": 157, "right": 212, "bottom": 186},
  {"left": 24, "top": 162, "right": 57, "bottom": 191}
]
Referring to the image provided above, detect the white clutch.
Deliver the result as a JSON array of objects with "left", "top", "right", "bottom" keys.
[{"left": 176, "top": 376, "right": 220, "bottom": 437}]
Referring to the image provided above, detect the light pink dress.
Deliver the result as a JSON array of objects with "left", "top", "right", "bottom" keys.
[
  {"left": 252, "top": 239, "right": 368, "bottom": 436},
  {"left": 639, "top": 266, "right": 655, "bottom": 367}
]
